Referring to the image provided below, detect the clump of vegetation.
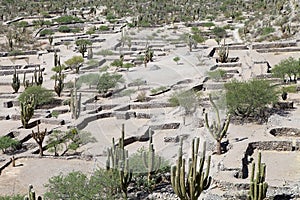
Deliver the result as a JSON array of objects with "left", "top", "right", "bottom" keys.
[
  {"left": 173, "top": 56, "right": 180, "bottom": 65},
  {"left": 95, "top": 49, "right": 114, "bottom": 57},
  {"left": 207, "top": 69, "right": 227, "bottom": 81},
  {"left": 225, "top": 79, "right": 279, "bottom": 121},
  {"left": 97, "top": 73, "right": 124, "bottom": 94},
  {"left": 0, "top": 136, "right": 20, "bottom": 153},
  {"left": 150, "top": 86, "right": 167, "bottom": 94},
  {"left": 19, "top": 86, "right": 54, "bottom": 108},
  {"left": 271, "top": 57, "right": 300, "bottom": 83},
  {"left": 168, "top": 90, "right": 200, "bottom": 114}
]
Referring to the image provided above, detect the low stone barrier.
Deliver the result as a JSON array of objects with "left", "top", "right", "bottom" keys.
[
  {"left": 256, "top": 47, "right": 300, "bottom": 53},
  {"left": 40, "top": 118, "right": 65, "bottom": 125},
  {"left": 252, "top": 41, "right": 297, "bottom": 49},
  {"left": 210, "top": 62, "right": 242, "bottom": 70},
  {"left": 129, "top": 102, "right": 173, "bottom": 109},
  {"left": 269, "top": 127, "right": 300, "bottom": 137}
]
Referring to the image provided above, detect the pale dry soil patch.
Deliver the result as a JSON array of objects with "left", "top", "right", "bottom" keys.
[{"left": 0, "top": 158, "right": 94, "bottom": 196}]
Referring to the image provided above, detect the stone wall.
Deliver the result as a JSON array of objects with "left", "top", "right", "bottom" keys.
[
  {"left": 252, "top": 41, "right": 297, "bottom": 49},
  {"left": 269, "top": 127, "right": 300, "bottom": 137}
]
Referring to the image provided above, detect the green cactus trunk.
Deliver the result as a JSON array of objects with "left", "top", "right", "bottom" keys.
[
  {"left": 204, "top": 94, "right": 230, "bottom": 155},
  {"left": 24, "top": 184, "right": 42, "bottom": 200},
  {"left": 142, "top": 128, "right": 161, "bottom": 184},
  {"left": 106, "top": 124, "right": 132, "bottom": 198},
  {"left": 20, "top": 96, "right": 35, "bottom": 129},
  {"left": 70, "top": 78, "right": 81, "bottom": 119},
  {"left": 54, "top": 65, "right": 64, "bottom": 97},
  {"left": 11, "top": 68, "right": 20, "bottom": 93}
]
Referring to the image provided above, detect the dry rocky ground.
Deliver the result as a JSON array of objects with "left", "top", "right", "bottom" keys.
[{"left": 0, "top": 14, "right": 300, "bottom": 199}]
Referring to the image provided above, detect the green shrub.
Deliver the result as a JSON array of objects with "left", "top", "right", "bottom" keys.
[
  {"left": 151, "top": 86, "right": 167, "bottom": 94},
  {"left": 282, "top": 85, "right": 297, "bottom": 93},
  {"left": 207, "top": 69, "right": 227, "bottom": 81},
  {"left": 51, "top": 110, "right": 59, "bottom": 118},
  {"left": 18, "top": 86, "right": 54, "bottom": 108},
  {"left": 58, "top": 25, "right": 71, "bottom": 33},
  {"left": 0, "top": 195, "right": 24, "bottom": 200},
  {"left": 260, "top": 27, "right": 275, "bottom": 35},
  {"left": 168, "top": 90, "right": 199, "bottom": 114},
  {"left": 97, "top": 73, "right": 123, "bottom": 93},
  {"left": 99, "top": 25, "right": 109, "bottom": 31},
  {"left": 77, "top": 73, "right": 100, "bottom": 88},
  {"left": 44, "top": 170, "right": 116, "bottom": 200},
  {"left": 95, "top": 49, "right": 114, "bottom": 56},
  {"left": 0, "top": 136, "right": 20, "bottom": 153},
  {"left": 202, "top": 22, "right": 215, "bottom": 28},
  {"left": 39, "top": 29, "right": 54, "bottom": 37}
]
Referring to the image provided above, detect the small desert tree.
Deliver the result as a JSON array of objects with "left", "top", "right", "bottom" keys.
[
  {"left": 168, "top": 90, "right": 200, "bottom": 115},
  {"left": 65, "top": 56, "right": 84, "bottom": 73},
  {"left": 19, "top": 85, "right": 54, "bottom": 108},
  {"left": 225, "top": 79, "right": 279, "bottom": 121},
  {"left": 271, "top": 56, "right": 300, "bottom": 83},
  {"left": 75, "top": 39, "right": 92, "bottom": 57},
  {"left": 97, "top": 73, "right": 124, "bottom": 94},
  {"left": 32, "top": 125, "right": 47, "bottom": 157}
]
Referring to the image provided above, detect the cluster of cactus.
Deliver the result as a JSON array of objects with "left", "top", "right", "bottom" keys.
[
  {"left": 106, "top": 124, "right": 132, "bottom": 199},
  {"left": 171, "top": 138, "right": 211, "bottom": 200},
  {"left": 54, "top": 65, "right": 64, "bottom": 97},
  {"left": 11, "top": 68, "right": 20, "bottom": 93},
  {"left": 24, "top": 184, "right": 42, "bottom": 200},
  {"left": 204, "top": 94, "right": 230, "bottom": 155},
  {"left": 70, "top": 78, "right": 81, "bottom": 119},
  {"left": 23, "top": 67, "right": 43, "bottom": 89},
  {"left": 248, "top": 152, "right": 268, "bottom": 200},
  {"left": 32, "top": 125, "right": 47, "bottom": 157},
  {"left": 218, "top": 43, "right": 229, "bottom": 63},
  {"left": 142, "top": 128, "right": 161, "bottom": 184},
  {"left": 20, "top": 95, "right": 35, "bottom": 129}
]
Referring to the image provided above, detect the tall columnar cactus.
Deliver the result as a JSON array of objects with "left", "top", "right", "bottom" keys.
[
  {"left": 218, "top": 43, "right": 229, "bottom": 63},
  {"left": 188, "top": 34, "right": 193, "bottom": 52},
  {"left": 11, "top": 68, "right": 20, "bottom": 93},
  {"left": 54, "top": 65, "right": 64, "bottom": 97},
  {"left": 171, "top": 138, "right": 211, "bottom": 200},
  {"left": 248, "top": 152, "right": 268, "bottom": 200},
  {"left": 143, "top": 128, "right": 161, "bottom": 184},
  {"left": 54, "top": 50, "right": 58, "bottom": 67},
  {"left": 70, "top": 78, "right": 81, "bottom": 119},
  {"left": 205, "top": 94, "right": 230, "bottom": 155},
  {"left": 106, "top": 124, "right": 132, "bottom": 199},
  {"left": 32, "top": 125, "right": 47, "bottom": 157},
  {"left": 37, "top": 66, "right": 43, "bottom": 86},
  {"left": 24, "top": 184, "right": 42, "bottom": 200},
  {"left": 20, "top": 96, "right": 35, "bottom": 129},
  {"left": 33, "top": 67, "right": 43, "bottom": 86},
  {"left": 23, "top": 72, "right": 32, "bottom": 89}
]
